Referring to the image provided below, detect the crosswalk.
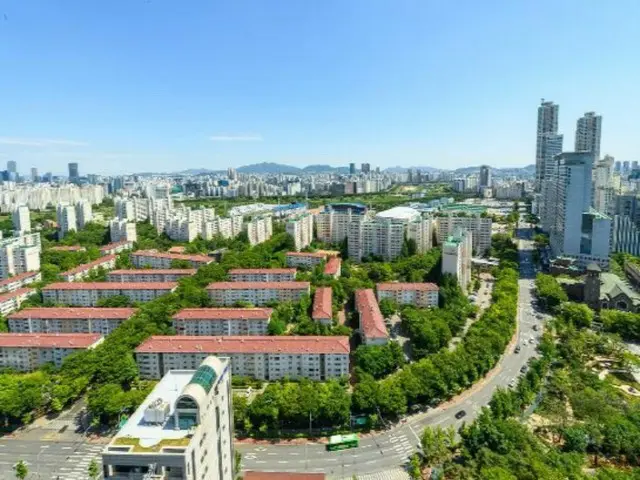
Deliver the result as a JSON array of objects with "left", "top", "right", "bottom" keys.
[
  {"left": 52, "top": 444, "right": 104, "bottom": 480},
  {"left": 388, "top": 432, "right": 415, "bottom": 458},
  {"left": 342, "top": 468, "right": 411, "bottom": 480}
]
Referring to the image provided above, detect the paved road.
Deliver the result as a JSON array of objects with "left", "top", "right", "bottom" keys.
[{"left": 238, "top": 222, "right": 542, "bottom": 478}]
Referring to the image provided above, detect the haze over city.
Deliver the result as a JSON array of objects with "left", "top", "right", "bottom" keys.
[{"left": 2, "top": 1, "right": 640, "bottom": 174}]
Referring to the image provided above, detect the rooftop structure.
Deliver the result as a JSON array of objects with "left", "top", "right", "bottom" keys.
[{"left": 312, "top": 287, "right": 333, "bottom": 325}]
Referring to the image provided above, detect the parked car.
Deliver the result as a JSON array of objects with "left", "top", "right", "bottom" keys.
[
  {"left": 455, "top": 410, "right": 467, "bottom": 419},
  {"left": 515, "top": 346, "right": 521, "bottom": 353}
]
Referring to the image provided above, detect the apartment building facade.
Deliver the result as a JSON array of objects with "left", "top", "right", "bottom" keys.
[
  {"left": 7, "top": 307, "right": 136, "bottom": 335},
  {"left": 131, "top": 250, "right": 213, "bottom": 269},
  {"left": 246, "top": 215, "right": 273, "bottom": 246},
  {"left": 207, "top": 281, "right": 311, "bottom": 306},
  {"left": 42, "top": 282, "right": 177, "bottom": 306},
  {"left": 314, "top": 203, "right": 367, "bottom": 244},
  {"left": 172, "top": 308, "right": 272, "bottom": 336},
  {"left": 228, "top": 268, "right": 296, "bottom": 283},
  {"left": 109, "top": 219, "right": 137, "bottom": 243},
  {"left": 0, "top": 288, "right": 35, "bottom": 315},
  {"left": 442, "top": 229, "right": 473, "bottom": 292},
  {"left": 285, "top": 251, "right": 326, "bottom": 269},
  {"left": 108, "top": 269, "right": 196, "bottom": 283},
  {"left": 0, "top": 233, "right": 41, "bottom": 280},
  {"left": 436, "top": 214, "right": 492, "bottom": 255},
  {"left": 60, "top": 254, "right": 117, "bottom": 282},
  {"left": 286, "top": 213, "right": 314, "bottom": 251},
  {"left": 376, "top": 282, "right": 440, "bottom": 308},
  {"left": 99, "top": 240, "right": 134, "bottom": 256},
  {"left": 0, "top": 270, "right": 41, "bottom": 293},
  {"left": 355, "top": 289, "right": 388, "bottom": 345},
  {"left": 135, "top": 335, "right": 350, "bottom": 381}
]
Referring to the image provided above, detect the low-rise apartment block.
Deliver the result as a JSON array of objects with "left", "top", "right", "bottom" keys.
[
  {"left": 207, "top": 281, "right": 310, "bottom": 306},
  {"left": 0, "top": 288, "right": 35, "bottom": 315},
  {"left": 102, "top": 356, "right": 234, "bottom": 480},
  {"left": 135, "top": 335, "right": 350, "bottom": 381},
  {"left": 42, "top": 282, "right": 177, "bottom": 306},
  {"left": 285, "top": 251, "right": 326, "bottom": 269},
  {"left": 355, "top": 289, "right": 388, "bottom": 345},
  {"left": 0, "top": 333, "right": 103, "bottom": 371},
  {"left": 228, "top": 268, "right": 296, "bottom": 282},
  {"left": 7, "top": 307, "right": 136, "bottom": 335},
  {"left": 376, "top": 282, "right": 440, "bottom": 308},
  {"left": 99, "top": 240, "right": 134, "bottom": 256},
  {"left": 60, "top": 254, "right": 117, "bottom": 282},
  {"left": 49, "top": 245, "right": 86, "bottom": 252},
  {"left": 0, "top": 271, "right": 41, "bottom": 293},
  {"left": 312, "top": 287, "right": 333, "bottom": 326},
  {"left": 131, "top": 249, "right": 213, "bottom": 269},
  {"left": 172, "top": 308, "right": 272, "bottom": 336},
  {"left": 323, "top": 257, "right": 341, "bottom": 278},
  {"left": 107, "top": 269, "right": 196, "bottom": 283}
]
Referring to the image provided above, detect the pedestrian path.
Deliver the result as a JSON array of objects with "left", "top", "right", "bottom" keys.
[
  {"left": 388, "top": 432, "right": 415, "bottom": 458},
  {"left": 52, "top": 443, "right": 103, "bottom": 480},
  {"left": 339, "top": 468, "right": 410, "bottom": 480}
]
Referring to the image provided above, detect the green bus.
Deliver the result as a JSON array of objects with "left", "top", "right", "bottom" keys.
[{"left": 327, "top": 434, "right": 359, "bottom": 451}]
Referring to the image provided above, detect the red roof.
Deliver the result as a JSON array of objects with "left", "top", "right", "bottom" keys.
[
  {"left": 0, "top": 333, "right": 102, "bottom": 348},
  {"left": 42, "top": 282, "right": 177, "bottom": 291},
  {"left": 228, "top": 268, "right": 296, "bottom": 275},
  {"left": 355, "top": 289, "right": 387, "bottom": 339},
  {"left": 173, "top": 308, "right": 273, "bottom": 321},
  {"left": 61, "top": 255, "right": 116, "bottom": 277},
  {"left": 0, "top": 271, "right": 40, "bottom": 287},
  {"left": 244, "top": 473, "right": 324, "bottom": 480},
  {"left": 132, "top": 249, "right": 211, "bottom": 263},
  {"left": 286, "top": 251, "right": 326, "bottom": 258},
  {"left": 168, "top": 246, "right": 186, "bottom": 253},
  {"left": 312, "top": 287, "right": 332, "bottom": 320},
  {"left": 206, "top": 281, "right": 310, "bottom": 290},
  {"left": 135, "top": 335, "right": 350, "bottom": 355},
  {"left": 99, "top": 241, "right": 132, "bottom": 251},
  {"left": 0, "top": 288, "right": 35, "bottom": 303},
  {"left": 109, "top": 269, "right": 196, "bottom": 276},
  {"left": 323, "top": 257, "right": 341, "bottom": 276},
  {"left": 49, "top": 245, "right": 85, "bottom": 252},
  {"left": 8, "top": 307, "right": 137, "bottom": 320},
  {"left": 376, "top": 282, "right": 439, "bottom": 292}
]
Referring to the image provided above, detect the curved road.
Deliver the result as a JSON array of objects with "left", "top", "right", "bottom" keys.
[{"left": 238, "top": 222, "right": 542, "bottom": 478}]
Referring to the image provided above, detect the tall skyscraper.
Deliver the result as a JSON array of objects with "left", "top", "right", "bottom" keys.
[
  {"left": 68, "top": 162, "right": 79, "bottom": 182},
  {"left": 535, "top": 100, "right": 560, "bottom": 191},
  {"left": 349, "top": 163, "right": 356, "bottom": 175},
  {"left": 633, "top": 161, "right": 639, "bottom": 171},
  {"left": 623, "top": 161, "right": 630, "bottom": 174},
  {"left": 7, "top": 161, "right": 17, "bottom": 173},
  {"left": 361, "top": 163, "right": 371, "bottom": 174},
  {"left": 614, "top": 161, "right": 621, "bottom": 173},
  {"left": 30, "top": 167, "right": 38, "bottom": 182},
  {"left": 575, "top": 111, "right": 602, "bottom": 160},
  {"left": 479, "top": 165, "right": 492, "bottom": 188}
]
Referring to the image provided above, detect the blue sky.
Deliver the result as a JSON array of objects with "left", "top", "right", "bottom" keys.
[{"left": 1, "top": 0, "right": 639, "bottom": 175}]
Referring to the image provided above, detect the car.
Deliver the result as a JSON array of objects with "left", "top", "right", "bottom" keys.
[
  {"left": 508, "top": 380, "right": 516, "bottom": 388},
  {"left": 520, "top": 365, "right": 527, "bottom": 373},
  {"left": 515, "top": 346, "right": 521, "bottom": 353},
  {"left": 533, "top": 325, "right": 539, "bottom": 331},
  {"left": 455, "top": 410, "right": 467, "bottom": 419},
  {"left": 529, "top": 338, "right": 535, "bottom": 344}
]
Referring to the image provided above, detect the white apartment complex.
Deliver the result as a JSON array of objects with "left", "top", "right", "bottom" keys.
[
  {"left": 285, "top": 251, "right": 327, "bottom": 269},
  {"left": 314, "top": 203, "right": 368, "bottom": 244},
  {"left": 7, "top": 307, "right": 136, "bottom": 335},
  {"left": 108, "top": 269, "right": 196, "bottom": 283},
  {"left": 0, "top": 288, "right": 35, "bottom": 315},
  {"left": 75, "top": 199, "right": 93, "bottom": 229},
  {"left": 442, "top": 229, "right": 473, "bottom": 292},
  {"left": 99, "top": 240, "right": 134, "bottom": 256},
  {"left": 60, "top": 254, "right": 117, "bottom": 282},
  {"left": 435, "top": 214, "right": 492, "bottom": 255},
  {"left": 135, "top": 335, "right": 350, "bottom": 381},
  {"left": 286, "top": 213, "right": 313, "bottom": 251},
  {"left": 228, "top": 268, "right": 296, "bottom": 283},
  {"left": 0, "top": 184, "right": 105, "bottom": 212},
  {"left": 355, "top": 289, "right": 388, "bottom": 345},
  {"left": 42, "top": 282, "right": 177, "bottom": 306},
  {"left": 109, "top": 218, "right": 137, "bottom": 243},
  {"left": 0, "top": 333, "right": 103, "bottom": 371},
  {"left": 376, "top": 282, "right": 440, "bottom": 308},
  {"left": 172, "top": 308, "right": 272, "bottom": 336},
  {"left": 0, "top": 270, "right": 41, "bottom": 293},
  {"left": 0, "top": 233, "right": 41, "bottom": 279},
  {"left": 12, "top": 205, "right": 30, "bottom": 234},
  {"left": 246, "top": 215, "right": 273, "bottom": 246},
  {"left": 207, "top": 281, "right": 310, "bottom": 306},
  {"left": 131, "top": 250, "right": 213, "bottom": 269},
  {"left": 56, "top": 203, "right": 77, "bottom": 239},
  {"left": 102, "top": 356, "right": 234, "bottom": 480}
]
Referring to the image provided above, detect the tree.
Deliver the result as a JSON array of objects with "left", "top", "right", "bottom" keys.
[
  {"left": 13, "top": 461, "right": 28, "bottom": 480},
  {"left": 171, "top": 259, "right": 194, "bottom": 269},
  {"left": 559, "top": 302, "right": 593, "bottom": 328},
  {"left": 88, "top": 458, "right": 100, "bottom": 480},
  {"left": 353, "top": 342, "right": 405, "bottom": 379},
  {"left": 378, "top": 298, "right": 399, "bottom": 318},
  {"left": 408, "top": 453, "right": 422, "bottom": 479},
  {"left": 421, "top": 425, "right": 455, "bottom": 466},
  {"left": 535, "top": 273, "right": 568, "bottom": 311}
]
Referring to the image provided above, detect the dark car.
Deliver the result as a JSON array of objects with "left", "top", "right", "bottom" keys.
[
  {"left": 515, "top": 346, "right": 521, "bottom": 353},
  {"left": 455, "top": 410, "right": 467, "bottom": 419}
]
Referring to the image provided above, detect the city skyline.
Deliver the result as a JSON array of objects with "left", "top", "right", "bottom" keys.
[{"left": 2, "top": 2, "right": 640, "bottom": 174}]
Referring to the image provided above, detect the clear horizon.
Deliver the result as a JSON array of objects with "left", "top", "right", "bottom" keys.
[{"left": 1, "top": 1, "right": 640, "bottom": 174}]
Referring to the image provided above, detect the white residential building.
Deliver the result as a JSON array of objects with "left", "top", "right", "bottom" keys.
[
  {"left": 0, "top": 288, "right": 35, "bottom": 315},
  {"left": 228, "top": 268, "right": 296, "bottom": 283},
  {"left": 7, "top": 307, "right": 136, "bottom": 335},
  {"left": 286, "top": 213, "right": 314, "bottom": 251},
  {"left": 165, "top": 217, "right": 199, "bottom": 242},
  {"left": 109, "top": 218, "right": 137, "bottom": 243},
  {"left": 245, "top": 215, "right": 273, "bottom": 246},
  {"left": 135, "top": 336, "right": 350, "bottom": 381},
  {"left": 436, "top": 214, "right": 492, "bottom": 256},
  {"left": 441, "top": 229, "right": 473, "bottom": 291},
  {"left": 535, "top": 100, "right": 560, "bottom": 191},
  {"left": 131, "top": 250, "right": 213, "bottom": 269},
  {"left": 0, "top": 333, "right": 103, "bottom": 372},
  {"left": 108, "top": 269, "right": 196, "bottom": 283},
  {"left": 285, "top": 251, "right": 327, "bottom": 269},
  {"left": 207, "top": 281, "right": 310, "bottom": 306},
  {"left": 60, "top": 254, "right": 117, "bottom": 282},
  {"left": 0, "top": 233, "right": 41, "bottom": 280},
  {"left": 172, "top": 308, "right": 272, "bottom": 336},
  {"left": 42, "top": 282, "right": 177, "bottom": 306},
  {"left": 56, "top": 203, "right": 77, "bottom": 239},
  {"left": 102, "top": 356, "right": 234, "bottom": 480},
  {"left": 75, "top": 199, "right": 93, "bottom": 229},
  {"left": 0, "top": 271, "right": 41, "bottom": 293},
  {"left": 376, "top": 282, "right": 440, "bottom": 307},
  {"left": 315, "top": 203, "right": 368, "bottom": 244},
  {"left": 12, "top": 205, "right": 30, "bottom": 234},
  {"left": 99, "top": 240, "right": 134, "bottom": 256}
]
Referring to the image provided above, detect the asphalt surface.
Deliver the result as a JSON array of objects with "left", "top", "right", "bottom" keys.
[{"left": 238, "top": 222, "right": 542, "bottom": 478}]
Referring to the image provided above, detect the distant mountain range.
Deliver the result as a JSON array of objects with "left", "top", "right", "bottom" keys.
[{"left": 155, "top": 162, "right": 535, "bottom": 176}]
